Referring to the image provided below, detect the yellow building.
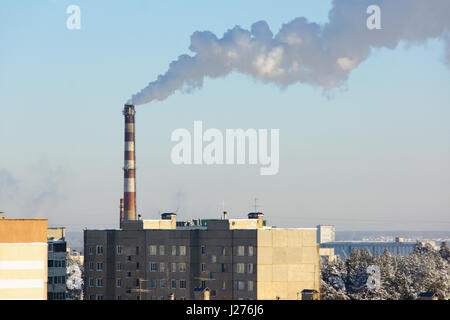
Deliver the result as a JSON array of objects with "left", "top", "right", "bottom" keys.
[{"left": 0, "top": 218, "right": 48, "bottom": 300}]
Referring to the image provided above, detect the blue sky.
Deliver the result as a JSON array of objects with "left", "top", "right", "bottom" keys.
[{"left": 1, "top": 0, "right": 449, "bottom": 232}]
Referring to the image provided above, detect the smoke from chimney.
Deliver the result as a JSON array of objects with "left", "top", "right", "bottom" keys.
[{"left": 128, "top": 0, "right": 450, "bottom": 105}]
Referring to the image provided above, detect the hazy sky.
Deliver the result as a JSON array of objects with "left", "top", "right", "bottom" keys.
[{"left": 1, "top": 0, "right": 449, "bottom": 233}]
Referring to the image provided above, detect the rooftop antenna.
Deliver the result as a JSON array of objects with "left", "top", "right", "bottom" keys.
[{"left": 253, "top": 197, "right": 260, "bottom": 212}]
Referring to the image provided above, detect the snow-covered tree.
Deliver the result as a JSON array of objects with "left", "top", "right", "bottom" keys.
[
  {"left": 320, "top": 242, "right": 449, "bottom": 300},
  {"left": 66, "top": 254, "right": 84, "bottom": 300}
]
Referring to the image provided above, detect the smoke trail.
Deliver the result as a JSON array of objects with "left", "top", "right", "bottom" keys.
[{"left": 129, "top": 0, "right": 450, "bottom": 105}]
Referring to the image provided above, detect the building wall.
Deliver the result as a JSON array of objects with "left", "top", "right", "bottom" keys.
[
  {"left": 0, "top": 219, "right": 48, "bottom": 300},
  {"left": 257, "top": 228, "right": 320, "bottom": 300},
  {"left": 47, "top": 240, "right": 67, "bottom": 300},
  {"left": 84, "top": 222, "right": 320, "bottom": 300}
]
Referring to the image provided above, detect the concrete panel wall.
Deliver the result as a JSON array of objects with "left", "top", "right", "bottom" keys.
[{"left": 257, "top": 228, "right": 319, "bottom": 300}]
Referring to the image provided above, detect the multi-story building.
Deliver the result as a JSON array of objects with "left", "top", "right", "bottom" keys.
[
  {"left": 84, "top": 212, "right": 320, "bottom": 300},
  {"left": 47, "top": 227, "right": 67, "bottom": 300},
  {"left": 0, "top": 216, "right": 48, "bottom": 300}
]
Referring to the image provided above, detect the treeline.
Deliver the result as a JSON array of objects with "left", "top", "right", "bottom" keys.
[{"left": 320, "top": 242, "right": 449, "bottom": 300}]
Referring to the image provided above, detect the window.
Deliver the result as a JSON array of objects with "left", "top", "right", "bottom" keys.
[
  {"left": 149, "top": 245, "right": 157, "bottom": 255},
  {"left": 201, "top": 245, "right": 206, "bottom": 256},
  {"left": 127, "top": 272, "right": 132, "bottom": 278},
  {"left": 96, "top": 295, "right": 103, "bottom": 300},
  {"left": 48, "top": 260, "right": 54, "bottom": 268},
  {"left": 211, "top": 290, "right": 217, "bottom": 298},
  {"left": 150, "top": 263, "right": 158, "bottom": 272},
  {"left": 159, "top": 262, "right": 165, "bottom": 272},
  {"left": 127, "top": 256, "right": 132, "bottom": 262},
  {"left": 248, "top": 246, "right": 254, "bottom": 256},
  {"left": 136, "top": 262, "right": 140, "bottom": 271},
  {"left": 221, "top": 264, "right": 226, "bottom": 272},
  {"left": 160, "top": 279, "right": 166, "bottom": 288},
  {"left": 135, "top": 279, "right": 140, "bottom": 288},
  {"left": 159, "top": 245, "right": 165, "bottom": 255},
  {"left": 210, "top": 272, "right": 216, "bottom": 279},
  {"left": 136, "top": 246, "right": 140, "bottom": 255},
  {"left": 116, "top": 279, "right": 122, "bottom": 288},
  {"left": 88, "top": 246, "right": 94, "bottom": 255},
  {"left": 236, "top": 263, "right": 245, "bottom": 274},
  {"left": 222, "top": 280, "right": 226, "bottom": 290},
  {"left": 221, "top": 247, "right": 226, "bottom": 256},
  {"left": 159, "top": 296, "right": 165, "bottom": 300},
  {"left": 48, "top": 244, "right": 54, "bottom": 252},
  {"left": 171, "top": 279, "right": 177, "bottom": 289},
  {"left": 96, "top": 245, "right": 103, "bottom": 255},
  {"left": 179, "top": 280, "right": 186, "bottom": 289},
  {"left": 96, "top": 278, "right": 103, "bottom": 288},
  {"left": 116, "top": 262, "right": 121, "bottom": 271},
  {"left": 248, "top": 280, "right": 254, "bottom": 292},
  {"left": 171, "top": 262, "right": 177, "bottom": 272},
  {"left": 237, "top": 246, "right": 245, "bottom": 256},
  {"left": 116, "top": 245, "right": 122, "bottom": 255},
  {"left": 89, "top": 278, "right": 94, "bottom": 288},
  {"left": 179, "top": 246, "right": 186, "bottom": 256},
  {"left": 210, "top": 255, "right": 217, "bottom": 263},
  {"left": 96, "top": 262, "right": 103, "bottom": 271},
  {"left": 201, "top": 263, "right": 206, "bottom": 273},
  {"left": 200, "top": 280, "right": 206, "bottom": 288},
  {"left": 237, "top": 280, "right": 245, "bottom": 291},
  {"left": 149, "top": 279, "right": 157, "bottom": 288},
  {"left": 179, "top": 263, "right": 186, "bottom": 272},
  {"left": 171, "top": 245, "right": 177, "bottom": 256},
  {"left": 88, "top": 261, "right": 94, "bottom": 271},
  {"left": 248, "top": 263, "right": 254, "bottom": 274}
]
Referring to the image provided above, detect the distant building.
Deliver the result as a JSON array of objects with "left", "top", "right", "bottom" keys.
[
  {"left": 67, "top": 248, "right": 84, "bottom": 266},
  {"left": 317, "top": 225, "right": 335, "bottom": 244},
  {"left": 316, "top": 225, "right": 436, "bottom": 259},
  {"left": 0, "top": 218, "right": 48, "bottom": 300},
  {"left": 47, "top": 227, "right": 67, "bottom": 300},
  {"left": 320, "top": 238, "right": 435, "bottom": 259},
  {"left": 84, "top": 212, "right": 320, "bottom": 300}
]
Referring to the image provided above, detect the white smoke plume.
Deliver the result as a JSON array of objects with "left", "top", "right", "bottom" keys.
[{"left": 129, "top": 0, "right": 450, "bottom": 105}]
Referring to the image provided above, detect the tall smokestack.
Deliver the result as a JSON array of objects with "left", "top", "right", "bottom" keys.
[{"left": 123, "top": 104, "right": 136, "bottom": 222}]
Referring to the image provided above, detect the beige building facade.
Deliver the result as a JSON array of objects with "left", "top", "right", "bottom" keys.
[
  {"left": 0, "top": 219, "right": 48, "bottom": 300},
  {"left": 84, "top": 213, "right": 320, "bottom": 300}
]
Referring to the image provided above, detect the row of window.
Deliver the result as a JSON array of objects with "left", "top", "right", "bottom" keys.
[
  {"left": 89, "top": 278, "right": 187, "bottom": 290},
  {"left": 48, "top": 276, "right": 66, "bottom": 284},
  {"left": 89, "top": 262, "right": 254, "bottom": 274},
  {"left": 89, "top": 245, "right": 255, "bottom": 257},
  {"left": 48, "top": 292, "right": 66, "bottom": 300},
  {"left": 88, "top": 278, "right": 254, "bottom": 292},
  {"left": 48, "top": 259, "right": 66, "bottom": 268}
]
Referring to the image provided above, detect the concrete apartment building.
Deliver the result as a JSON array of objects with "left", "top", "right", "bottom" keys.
[
  {"left": 0, "top": 216, "right": 48, "bottom": 300},
  {"left": 47, "top": 227, "right": 68, "bottom": 300},
  {"left": 84, "top": 212, "right": 320, "bottom": 300}
]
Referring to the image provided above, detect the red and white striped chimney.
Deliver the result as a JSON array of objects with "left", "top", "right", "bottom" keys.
[{"left": 123, "top": 104, "right": 136, "bottom": 222}]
